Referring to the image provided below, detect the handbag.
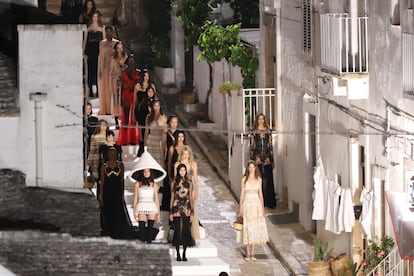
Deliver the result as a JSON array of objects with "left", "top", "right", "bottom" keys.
[
  {"left": 233, "top": 216, "right": 243, "bottom": 231},
  {"left": 167, "top": 225, "right": 175, "bottom": 243},
  {"left": 84, "top": 175, "right": 95, "bottom": 189}
]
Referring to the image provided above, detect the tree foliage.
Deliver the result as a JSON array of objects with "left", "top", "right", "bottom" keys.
[
  {"left": 223, "top": 0, "right": 259, "bottom": 27},
  {"left": 176, "top": 0, "right": 214, "bottom": 49}
]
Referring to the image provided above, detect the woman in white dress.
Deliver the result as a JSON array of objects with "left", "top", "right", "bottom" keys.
[
  {"left": 238, "top": 160, "right": 269, "bottom": 261},
  {"left": 133, "top": 168, "right": 161, "bottom": 243}
]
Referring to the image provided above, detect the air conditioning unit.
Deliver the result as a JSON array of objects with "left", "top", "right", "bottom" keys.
[{"left": 331, "top": 77, "right": 347, "bottom": 96}]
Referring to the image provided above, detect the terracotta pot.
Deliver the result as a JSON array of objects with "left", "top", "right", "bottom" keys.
[{"left": 308, "top": 261, "right": 332, "bottom": 276}]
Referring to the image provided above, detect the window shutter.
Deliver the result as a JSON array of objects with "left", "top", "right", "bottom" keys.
[{"left": 303, "top": 0, "right": 312, "bottom": 54}]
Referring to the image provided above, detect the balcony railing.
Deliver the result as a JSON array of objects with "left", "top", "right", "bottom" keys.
[
  {"left": 242, "top": 88, "right": 276, "bottom": 133},
  {"left": 320, "top": 13, "right": 369, "bottom": 75},
  {"left": 365, "top": 246, "right": 414, "bottom": 276}
]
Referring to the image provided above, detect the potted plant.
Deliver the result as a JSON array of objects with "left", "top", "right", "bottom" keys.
[
  {"left": 330, "top": 253, "right": 351, "bottom": 276},
  {"left": 348, "top": 259, "right": 364, "bottom": 276},
  {"left": 363, "top": 235, "right": 394, "bottom": 274},
  {"left": 308, "top": 239, "right": 333, "bottom": 276},
  {"left": 218, "top": 82, "right": 242, "bottom": 96}
]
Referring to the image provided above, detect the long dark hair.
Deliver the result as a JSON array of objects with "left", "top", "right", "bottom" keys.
[
  {"left": 242, "top": 160, "right": 261, "bottom": 182},
  {"left": 174, "top": 163, "right": 190, "bottom": 189},
  {"left": 81, "top": 0, "right": 96, "bottom": 13},
  {"left": 253, "top": 113, "right": 270, "bottom": 130},
  {"left": 173, "top": 130, "right": 186, "bottom": 147},
  {"left": 147, "top": 99, "right": 163, "bottom": 125}
]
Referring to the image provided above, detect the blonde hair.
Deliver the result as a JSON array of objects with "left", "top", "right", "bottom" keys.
[{"left": 178, "top": 145, "right": 194, "bottom": 166}]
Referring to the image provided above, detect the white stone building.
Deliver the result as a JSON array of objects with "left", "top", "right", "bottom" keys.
[{"left": 256, "top": 0, "right": 414, "bottom": 261}]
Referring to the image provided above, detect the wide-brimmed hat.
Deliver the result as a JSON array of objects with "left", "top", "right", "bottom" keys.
[{"left": 129, "top": 150, "right": 166, "bottom": 182}]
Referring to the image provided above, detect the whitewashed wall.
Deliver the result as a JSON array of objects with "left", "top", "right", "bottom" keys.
[{"left": 0, "top": 24, "right": 85, "bottom": 190}]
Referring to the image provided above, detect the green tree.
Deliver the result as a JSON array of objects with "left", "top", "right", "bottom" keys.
[
  {"left": 176, "top": 0, "right": 216, "bottom": 49},
  {"left": 223, "top": 0, "right": 259, "bottom": 27},
  {"left": 197, "top": 21, "right": 241, "bottom": 120},
  {"left": 144, "top": 0, "right": 171, "bottom": 67}
]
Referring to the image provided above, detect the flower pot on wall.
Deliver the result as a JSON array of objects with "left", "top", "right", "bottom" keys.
[{"left": 154, "top": 66, "right": 175, "bottom": 85}]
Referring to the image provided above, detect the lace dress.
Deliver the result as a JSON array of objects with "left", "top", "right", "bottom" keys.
[
  {"left": 237, "top": 178, "right": 269, "bottom": 245},
  {"left": 135, "top": 186, "right": 157, "bottom": 215}
]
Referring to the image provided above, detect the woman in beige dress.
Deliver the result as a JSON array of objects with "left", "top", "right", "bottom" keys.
[
  {"left": 144, "top": 100, "right": 167, "bottom": 167},
  {"left": 237, "top": 160, "right": 269, "bottom": 261},
  {"left": 98, "top": 26, "right": 118, "bottom": 115},
  {"left": 175, "top": 145, "right": 200, "bottom": 240},
  {"left": 109, "top": 41, "right": 128, "bottom": 128}
]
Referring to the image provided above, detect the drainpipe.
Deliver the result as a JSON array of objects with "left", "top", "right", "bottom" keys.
[
  {"left": 275, "top": 1, "right": 283, "bottom": 200},
  {"left": 29, "top": 92, "right": 47, "bottom": 187}
]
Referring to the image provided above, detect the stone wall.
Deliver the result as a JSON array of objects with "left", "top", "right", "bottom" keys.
[
  {"left": 0, "top": 169, "right": 100, "bottom": 236},
  {"left": 0, "top": 231, "right": 171, "bottom": 276}
]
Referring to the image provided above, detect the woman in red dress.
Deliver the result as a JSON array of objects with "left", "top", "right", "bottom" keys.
[{"left": 117, "top": 54, "right": 140, "bottom": 145}]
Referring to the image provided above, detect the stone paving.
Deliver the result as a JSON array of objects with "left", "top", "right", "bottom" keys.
[{"left": 158, "top": 88, "right": 315, "bottom": 276}]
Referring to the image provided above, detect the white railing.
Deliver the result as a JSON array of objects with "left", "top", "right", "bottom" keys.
[
  {"left": 320, "top": 13, "right": 369, "bottom": 75},
  {"left": 365, "top": 246, "right": 407, "bottom": 276},
  {"left": 403, "top": 33, "right": 414, "bottom": 93},
  {"left": 242, "top": 88, "right": 276, "bottom": 133}
]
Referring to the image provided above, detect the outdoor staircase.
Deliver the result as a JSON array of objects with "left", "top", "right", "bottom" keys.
[
  {"left": 46, "top": 0, "right": 119, "bottom": 25},
  {"left": 88, "top": 98, "right": 230, "bottom": 276}
]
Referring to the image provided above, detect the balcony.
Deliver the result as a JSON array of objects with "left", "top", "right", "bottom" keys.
[{"left": 320, "top": 13, "right": 369, "bottom": 75}]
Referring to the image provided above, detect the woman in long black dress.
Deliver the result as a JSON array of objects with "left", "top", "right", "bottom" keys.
[
  {"left": 135, "top": 86, "right": 156, "bottom": 157},
  {"left": 99, "top": 148, "right": 127, "bottom": 238},
  {"left": 250, "top": 113, "right": 277, "bottom": 209},
  {"left": 169, "top": 164, "right": 195, "bottom": 261},
  {"left": 160, "top": 115, "right": 180, "bottom": 211},
  {"left": 83, "top": 11, "right": 104, "bottom": 98}
]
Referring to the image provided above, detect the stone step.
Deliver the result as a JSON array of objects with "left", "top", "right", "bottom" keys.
[
  {"left": 169, "top": 240, "right": 218, "bottom": 258},
  {"left": 0, "top": 265, "right": 15, "bottom": 276},
  {"left": 171, "top": 257, "right": 230, "bottom": 276}
]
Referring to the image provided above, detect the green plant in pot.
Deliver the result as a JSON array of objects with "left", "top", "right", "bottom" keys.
[
  {"left": 218, "top": 82, "right": 242, "bottom": 95},
  {"left": 308, "top": 239, "right": 333, "bottom": 276}
]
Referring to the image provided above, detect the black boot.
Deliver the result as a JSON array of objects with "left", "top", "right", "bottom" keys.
[
  {"left": 146, "top": 220, "right": 155, "bottom": 243},
  {"left": 182, "top": 246, "right": 187, "bottom": 261},
  {"left": 138, "top": 221, "right": 146, "bottom": 242},
  {"left": 176, "top": 246, "right": 181, "bottom": 261},
  {"left": 137, "top": 141, "right": 144, "bottom": 157}
]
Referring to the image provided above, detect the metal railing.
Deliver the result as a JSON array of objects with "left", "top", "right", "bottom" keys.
[
  {"left": 242, "top": 88, "right": 276, "bottom": 133},
  {"left": 403, "top": 33, "right": 414, "bottom": 93},
  {"left": 365, "top": 246, "right": 411, "bottom": 276},
  {"left": 320, "top": 13, "right": 369, "bottom": 75}
]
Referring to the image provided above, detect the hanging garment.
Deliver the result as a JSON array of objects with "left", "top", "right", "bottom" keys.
[
  {"left": 359, "top": 187, "right": 373, "bottom": 240},
  {"left": 325, "top": 181, "right": 341, "bottom": 234},
  {"left": 312, "top": 166, "right": 328, "bottom": 220},
  {"left": 338, "top": 188, "right": 355, "bottom": 232}
]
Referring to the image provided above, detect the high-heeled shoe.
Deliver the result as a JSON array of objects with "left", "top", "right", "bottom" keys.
[
  {"left": 176, "top": 255, "right": 182, "bottom": 261},
  {"left": 182, "top": 256, "right": 188, "bottom": 261}
]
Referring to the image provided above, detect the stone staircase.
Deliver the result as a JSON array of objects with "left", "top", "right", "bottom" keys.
[
  {"left": 46, "top": 0, "right": 120, "bottom": 25},
  {"left": 88, "top": 98, "right": 230, "bottom": 276}
]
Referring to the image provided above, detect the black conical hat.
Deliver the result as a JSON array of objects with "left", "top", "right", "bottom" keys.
[{"left": 129, "top": 150, "right": 167, "bottom": 182}]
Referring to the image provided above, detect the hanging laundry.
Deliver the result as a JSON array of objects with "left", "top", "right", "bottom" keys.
[
  {"left": 359, "top": 187, "right": 373, "bottom": 240},
  {"left": 312, "top": 155, "right": 328, "bottom": 220},
  {"left": 312, "top": 166, "right": 328, "bottom": 220},
  {"left": 338, "top": 187, "right": 355, "bottom": 232},
  {"left": 325, "top": 181, "right": 341, "bottom": 234}
]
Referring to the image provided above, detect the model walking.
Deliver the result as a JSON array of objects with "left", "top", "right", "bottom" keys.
[
  {"left": 237, "top": 160, "right": 269, "bottom": 260},
  {"left": 250, "top": 113, "right": 277, "bottom": 209},
  {"left": 170, "top": 164, "right": 195, "bottom": 261}
]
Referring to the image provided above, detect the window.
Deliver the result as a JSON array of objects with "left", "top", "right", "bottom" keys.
[
  {"left": 403, "top": 33, "right": 414, "bottom": 93},
  {"left": 303, "top": 0, "right": 312, "bottom": 54}
]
